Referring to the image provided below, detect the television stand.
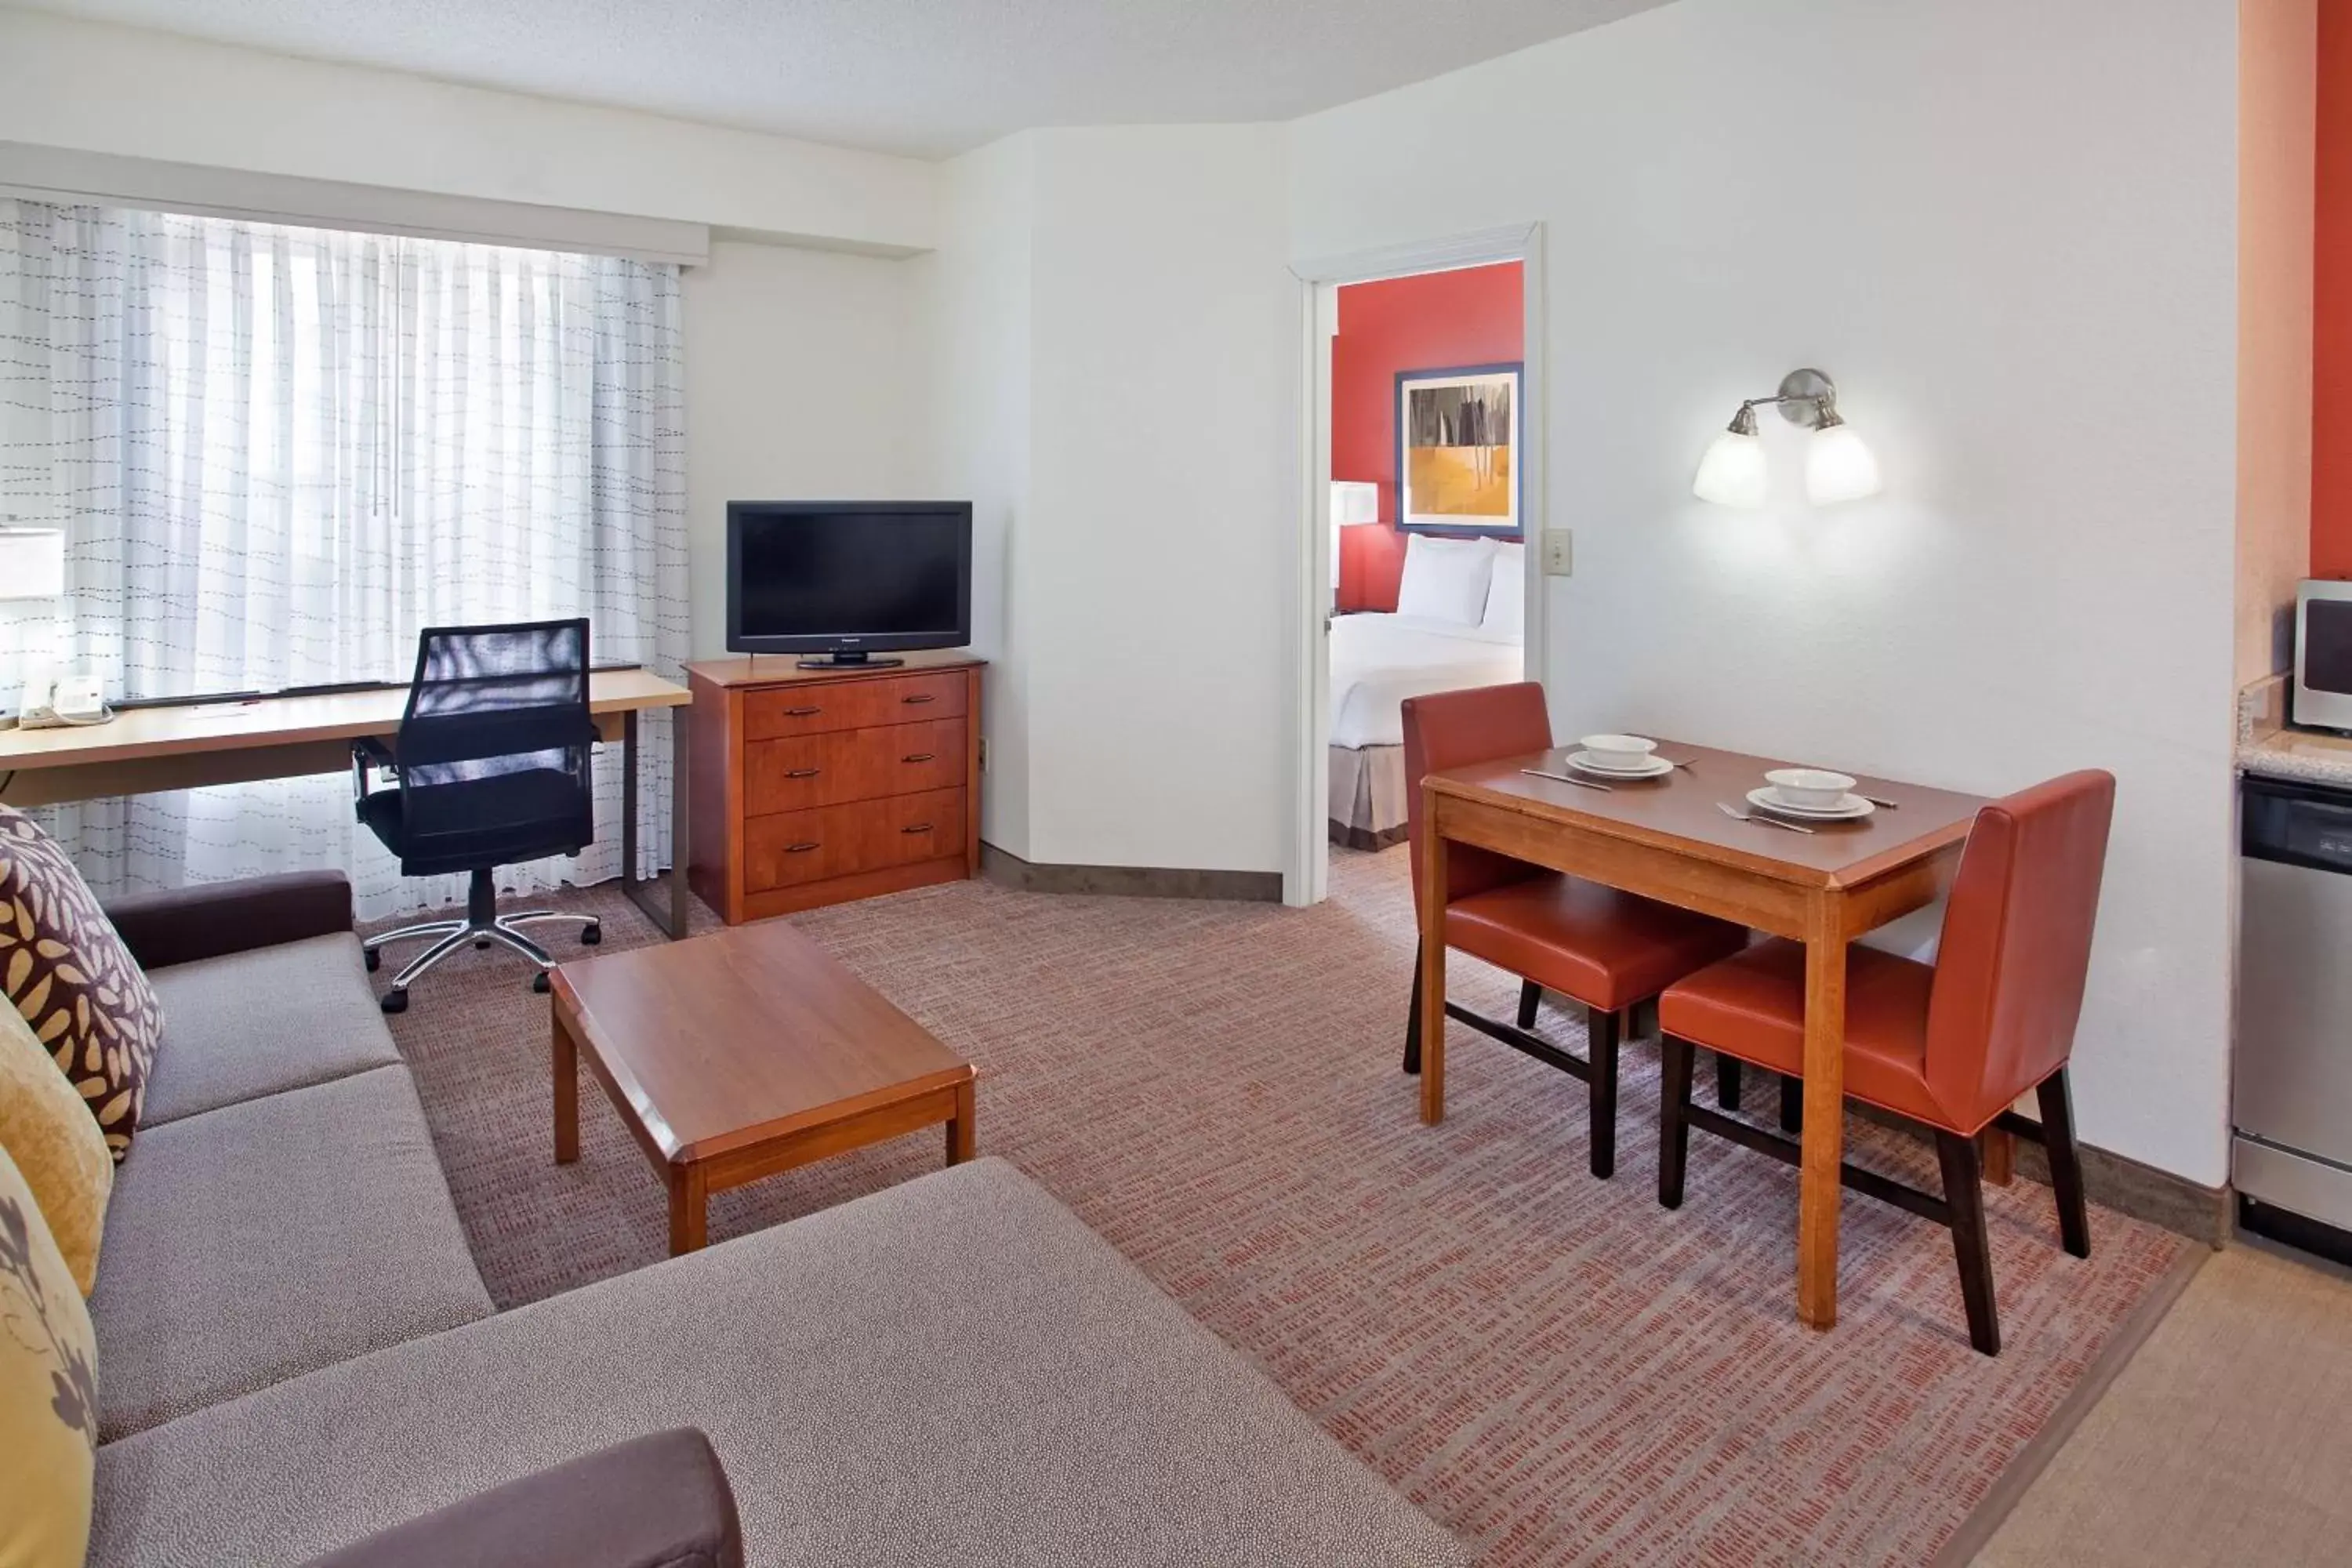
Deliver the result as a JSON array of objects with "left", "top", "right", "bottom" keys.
[
  {"left": 794, "top": 652, "right": 904, "bottom": 670},
  {"left": 684, "top": 652, "right": 985, "bottom": 925}
]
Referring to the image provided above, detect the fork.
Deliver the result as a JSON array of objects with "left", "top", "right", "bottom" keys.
[{"left": 1717, "top": 801, "right": 1816, "bottom": 835}]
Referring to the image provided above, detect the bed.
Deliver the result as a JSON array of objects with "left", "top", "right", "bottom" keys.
[{"left": 1329, "top": 612, "right": 1525, "bottom": 851}]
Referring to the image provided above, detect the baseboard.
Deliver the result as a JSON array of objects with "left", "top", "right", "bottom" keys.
[
  {"left": 1848, "top": 1100, "right": 2230, "bottom": 1247},
  {"left": 2053, "top": 1139, "right": 2231, "bottom": 1248},
  {"left": 978, "top": 842, "right": 1283, "bottom": 903}
]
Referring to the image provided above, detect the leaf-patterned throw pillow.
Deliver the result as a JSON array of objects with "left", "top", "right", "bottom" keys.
[{"left": 0, "top": 806, "right": 164, "bottom": 1163}]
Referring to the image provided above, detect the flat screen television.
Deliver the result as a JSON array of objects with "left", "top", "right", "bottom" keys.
[{"left": 726, "top": 501, "right": 973, "bottom": 668}]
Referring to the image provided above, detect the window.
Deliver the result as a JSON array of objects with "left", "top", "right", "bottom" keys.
[{"left": 0, "top": 201, "right": 687, "bottom": 913}]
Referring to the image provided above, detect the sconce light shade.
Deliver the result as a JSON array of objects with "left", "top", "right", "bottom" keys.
[
  {"left": 1806, "top": 422, "right": 1882, "bottom": 505},
  {"left": 0, "top": 528, "right": 66, "bottom": 601},
  {"left": 1692, "top": 429, "right": 1769, "bottom": 509}
]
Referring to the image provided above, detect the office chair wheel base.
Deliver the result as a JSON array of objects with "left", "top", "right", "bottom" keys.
[
  {"left": 379, "top": 988, "right": 408, "bottom": 1015},
  {"left": 364, "top": 948, "right": 381, "bottom": 973},
  {"left": 532, "top": 971, "right": 551, "bottom": 994},
  {"left": 580, "top": 923, "right": 602, "bottom": 946}
]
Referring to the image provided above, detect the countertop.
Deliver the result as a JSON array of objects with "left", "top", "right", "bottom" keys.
[{"left": 2239, "top": 721, "right": 2352, "bottom": 789}]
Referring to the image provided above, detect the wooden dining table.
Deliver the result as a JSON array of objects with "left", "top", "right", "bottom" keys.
[{"left": 1416, "top": 739, "right": 1990, "bottom": 1330}]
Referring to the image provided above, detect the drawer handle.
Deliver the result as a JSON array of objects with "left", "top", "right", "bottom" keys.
[
  {"left": 784, "top": 768, "right": 821, "bottom": 779},
  {"left": 783, "top": 706, "right": 822, "bottom": 717},
  {"left": 902, "top": 752, "right": 936, "bottom": 764},
  {"left": 902, "top": 823, "right": 935, "bottom": 834},
  {"left": 902, "top": 694, "right": 937, "bottom": 706},
  {"left": 785, "top": 841, "right": 821, "bottom": 854}
]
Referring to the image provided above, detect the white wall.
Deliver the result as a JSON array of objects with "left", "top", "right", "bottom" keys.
[
  {"left": 1290, "top": 0, "right": 2243, "bottom": 1184},
  {"left": 913, "top": 136, "right": 1039, "bottom": 855},
  {"left": 2237, "top": 0, "right": 2317, "bottom": 690},
  {"left": 682, "top": 241, "right": 928, "bottom": 659},
  {"left": 0, "top": 10, "right": 937, "bottom": 253},
  {"left": 1021, "top": 126, "right": 1296, "bottom": 872},
  {"left": 916, "top": 125, "right": 1295, "bottom": 872}
]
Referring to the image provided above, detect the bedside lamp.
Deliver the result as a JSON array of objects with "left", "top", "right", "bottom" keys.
[
  {"left": 0, "top": 528, "right": 66, "bottom": 600},
  {"left": 1330, "top": 481, "right": 1380, "bottom": 605}
]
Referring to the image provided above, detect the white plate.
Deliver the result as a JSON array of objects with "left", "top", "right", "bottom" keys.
[
  {"left": 1569, "top": 750, "right": 1673, "bottom": 779},
  {"left": 1747, "top": 786, "right": 1873, "bottom": 821}
]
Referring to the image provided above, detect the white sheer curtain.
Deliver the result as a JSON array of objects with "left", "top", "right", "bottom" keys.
[{"left": 0, "top": 201, "right": 688, "bottom": 918}]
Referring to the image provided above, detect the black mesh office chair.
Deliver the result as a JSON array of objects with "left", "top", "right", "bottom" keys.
[{"left": 354, "top": 619, "right": 604, "bottom": 1014}]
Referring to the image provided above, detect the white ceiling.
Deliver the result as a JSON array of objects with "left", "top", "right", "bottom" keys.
[{"left": 11, "top": 0, "right": 1678, "bottom": 159}]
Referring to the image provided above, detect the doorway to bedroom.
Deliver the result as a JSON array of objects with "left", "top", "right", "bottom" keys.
[{"left": 1314, "top": 255, "right": 1530, "bottom": 895}]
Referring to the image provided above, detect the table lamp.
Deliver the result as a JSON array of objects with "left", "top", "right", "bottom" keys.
[
  {"left": 1331, "top": 481, "right": 1379, "bottom": 604},
  {"left": 0, "top": 527, "right": 65, "bottom": 601},
  {"left": 2, "top": 528, "right": 68, "bottom": 728}
]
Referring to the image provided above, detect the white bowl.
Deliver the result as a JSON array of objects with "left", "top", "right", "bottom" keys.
[
  {"left": 1765, "top": 767, "right": 1857, "bottom": 810},
  {"left": 1578, "top": 734, "right": 1657, "bottom": 770}
]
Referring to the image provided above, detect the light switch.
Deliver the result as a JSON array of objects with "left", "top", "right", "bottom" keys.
[{"left": 1541, "top": 528, "right": 1573, "bottom": 576}]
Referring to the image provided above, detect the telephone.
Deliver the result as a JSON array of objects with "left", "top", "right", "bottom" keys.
[{"left": 13, "top": 663, "right": 111, "bottom": 729}]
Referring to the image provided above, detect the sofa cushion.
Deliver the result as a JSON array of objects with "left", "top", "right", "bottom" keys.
[
  {"left": 0, "top": 804, "right": 166, "bottom": 1162},
  {"left": 0, "top": 1142, "right": 100, "bottom": 1568},
  {"left": 0, "top": 996, "right": 113, "bottom": 1294},
  {"left": 89, "top": 1067, "right": 492, "bottom": 1441},
  {"left": 138, "top": 935, "right": 401, "bottom": 1128},
  {"left": 92, "top": 1158, "right": 1464, "bottom": 1568}
]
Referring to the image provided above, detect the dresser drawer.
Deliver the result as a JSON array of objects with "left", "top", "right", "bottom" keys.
[
  {"left": 742, "top": 788, "right": 967, "bottom": 892},
  {"left": 742, "top": 670, "right": 968, "bottom": 740},
  {"left": 744, "top": 720, "right": 967, "bottom": 815}
]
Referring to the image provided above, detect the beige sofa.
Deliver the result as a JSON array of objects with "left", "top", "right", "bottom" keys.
[{"left": 85, "top": 872, "right": 1463, "bottom": 1568}]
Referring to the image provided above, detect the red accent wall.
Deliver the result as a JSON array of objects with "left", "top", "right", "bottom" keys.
[
  {"left": 2317, "top": 2, "right": 2352, "bottom": 573},
  {"left": 1331, "top": 262, "right": 1523, "bottom": 611}
]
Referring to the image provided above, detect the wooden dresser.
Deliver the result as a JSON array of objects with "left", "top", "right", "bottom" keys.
[{"left": 686, "top": 652, "right": 984, "bottom": 923}]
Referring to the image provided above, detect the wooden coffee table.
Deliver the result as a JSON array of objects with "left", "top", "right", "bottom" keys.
[{"left": 550, "top": 920, "right": 977, "bottom": 1255}]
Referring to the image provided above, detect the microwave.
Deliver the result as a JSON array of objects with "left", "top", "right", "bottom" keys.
[{"left": 2296, "top": 579, "right": 2352, "bottom": 731}]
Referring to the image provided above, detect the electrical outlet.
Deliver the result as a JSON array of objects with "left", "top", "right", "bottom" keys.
[
  {"left": 1541, "top": 528, "right": 1574, "bottom": 576},
  {"left": 977, "top": 735, "right": 989, "bottom": 772}
]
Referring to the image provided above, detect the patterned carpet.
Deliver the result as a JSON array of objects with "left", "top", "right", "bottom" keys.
[{"left": 369, "top": 848, "right": 2186, "bottom": 1567}]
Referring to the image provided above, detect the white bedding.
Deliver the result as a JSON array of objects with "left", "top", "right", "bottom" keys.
[{"left": 1330, "top": 612, "right": 1525, "bottom": 749}]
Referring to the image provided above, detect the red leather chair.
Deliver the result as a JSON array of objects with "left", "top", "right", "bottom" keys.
[
  {"left": 1402, "top": 684, "right": 1748, "bottom": 1177},
  {"left": 1654, "top": 770, "right": 2116, "bottom": 1355}
]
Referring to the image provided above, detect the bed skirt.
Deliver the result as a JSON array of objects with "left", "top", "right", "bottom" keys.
[{"left": 1329, "top": 742, "right": 1409, "bottom": 852}]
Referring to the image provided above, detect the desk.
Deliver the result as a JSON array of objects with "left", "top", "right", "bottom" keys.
[
  {"left": 1418, "top": 740, "right": 1986, "bottom": 1330},
  {"left": 0, "top": 670, "right": 695, "bottom": 939}
]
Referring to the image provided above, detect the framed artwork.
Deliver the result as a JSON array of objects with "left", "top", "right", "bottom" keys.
[{"left": 1396, "top": 362, "right": 1522, "bottom": 537}]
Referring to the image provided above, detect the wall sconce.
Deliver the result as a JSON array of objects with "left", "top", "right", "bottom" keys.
[{"left": 1692, "top": 368, "right": 1882, "bottom": 508}]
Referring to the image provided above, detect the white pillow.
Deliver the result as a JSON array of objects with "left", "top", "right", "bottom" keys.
[
  {"left": 1481, "top": 542, "right": 1525, "bottom": 638},
  {"left": 1395, "top": 535, "right": 1497, "bottom": 626}
]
